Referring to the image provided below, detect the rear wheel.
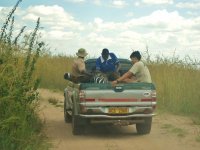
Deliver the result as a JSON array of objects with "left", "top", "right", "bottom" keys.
[
  {"left": 136, "top": 117, "right": 152, "bottom": 135},
  {"left": 72, "top": 107, "right": 85, "bottom": 135}
]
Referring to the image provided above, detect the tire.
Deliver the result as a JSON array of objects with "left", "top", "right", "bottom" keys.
[
  {"left": 64, "top": 98, "right": 72, "bottom": 123},
  {"left": 72, "top": 109, "right": 84, "bottom": 135},
  {"left": 136, "top": 117, "right": 152, "bottom": 135}
]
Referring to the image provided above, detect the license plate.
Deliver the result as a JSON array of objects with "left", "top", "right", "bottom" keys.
[{"left": 108, "top": 107, "right": 128, "bottom": 114}]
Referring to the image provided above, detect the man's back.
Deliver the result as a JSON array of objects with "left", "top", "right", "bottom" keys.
[
  {"left": 129, "top": 61, "right": 152, "bottom": 83},
  {"left": 71, "top": 58, "right": 86, "bottom": 77}
]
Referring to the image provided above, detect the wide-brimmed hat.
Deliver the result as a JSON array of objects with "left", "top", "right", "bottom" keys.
[{"left": 76, "top": 48, "right": 88, "bottom": 57}]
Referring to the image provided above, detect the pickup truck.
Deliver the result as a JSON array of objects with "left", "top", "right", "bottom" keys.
[{"left": 64, "top": 58, "right": 157, "bottom": 135}]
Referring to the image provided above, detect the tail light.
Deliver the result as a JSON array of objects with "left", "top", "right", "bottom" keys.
[
  {"left": 151, "top": 90, "right": 157, "bottom": 101},
  {"left": 151, "top": 90, "right": 157, "bottom": 110},
  {"left": 79, "top": 90, "right": 85, "bottom": 102},
  {"left": 79, "top": 91, "right": 95, "bottom": 102}
]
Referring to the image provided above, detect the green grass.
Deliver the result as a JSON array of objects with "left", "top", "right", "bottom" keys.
[
  {"left": 171, "top": 127, "right": 187, "bottom": 137},
  {"left": 161, "top": 123, "right": 174, "bottom": 129},
  {"left": 191, "top": 117, "right": 200, "bottom": 125},
  {"left": 48, "top": 98, "right": 59, "bottom": 105},
  {"left": 35, "top": 55, "right": 74, "bottom": 90},
  {"left": 161, "top": 123, "right": 187, "bottom": 137},
  {"left": 149, "top": 62, "right": 200, "bottom": 118},
  {"left": 48, "top": 97, "right": 63, "bottom": 108},
  {"left": 56, "top": 104, "right": 64, "bottom": 108},
  {"left": 0, "top": 1, "right": 49, "bottom": 149},
  {"left": 196, "top": 135, "right": 200, "bottom": 142}
]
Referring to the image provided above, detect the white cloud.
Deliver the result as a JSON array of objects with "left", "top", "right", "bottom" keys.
[
  {"left": 0, "top": 6, "right": 25, "bottom": 23},
  {"left": 142, "top": 0, "right": 173, "bottom": 5},
  {"left": 22, "top": 5, "right": 82, "bottom": 30},
  {"left": 125, "top": 10, "right": 185, "bottom": 31},
  {"left": 65, "top": 0, "right": 85, "bottom": 3},
  {"left": 89, "top": 10, "right": 187, "bottom": 33},
  {"left": 134, "top": 1, "right": 140, "bottom": 6},
  {"left": 93, "top": 0, "right": 101, "bottom": 5},
  {"left": 176, "top": 2, "right": 200, "bottom": 9},
  {"left": 89, "top": 17, "right": 119, "bottom": 32},
  {"left": 111, "top": 0, "right": 127, "bottom": 8},
  {"left": 23, "top": 13, "right": 38, "bottom": 21},
  {"left": 1, "top": 4, "right": 199, "bottom": 59},
  {"left": 84, "top": 9, "right": 200, "bottom": 58},
  {"left": 87, "top": 33, "right": 114, "bottom": 45},
  {"left": 43, "top": 30, "right": 76, "bottom": 40},
  {"left": 94, "top": 18, "right": 103, "bottom": 24}
]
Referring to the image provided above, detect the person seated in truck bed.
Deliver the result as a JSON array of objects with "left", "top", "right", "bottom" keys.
[
  {"left": 96, "top": 48, "right": 120, "bottom": 81},
  {"left": 112, "top": 51, "right": 152, "bottom": 85},
  {"left": 64, "top": 48, "right": 92, "bottom": 83}
]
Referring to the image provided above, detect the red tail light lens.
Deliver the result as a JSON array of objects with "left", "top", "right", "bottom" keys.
[
  {"left": 79, "top": 91, "right": 95, "bottom": 102},
  {"left": 151, "top": 90, "right": 157, "bottom": 101},
  {"left": 79, "top": 90, "right": 85, "bottom": 101}
]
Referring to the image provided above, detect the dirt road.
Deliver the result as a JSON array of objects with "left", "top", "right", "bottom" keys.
[{"left": 39, "top": 89, "right": 200, "bottom": 150}]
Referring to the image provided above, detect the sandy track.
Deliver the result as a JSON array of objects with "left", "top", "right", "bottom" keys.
[{"left": 38, "top": 89, "right": 200, "bottom": 150}]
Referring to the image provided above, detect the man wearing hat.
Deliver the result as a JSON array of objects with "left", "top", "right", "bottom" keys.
[{"left": 65, "top": 48, "right": 91, "bottom": 83}]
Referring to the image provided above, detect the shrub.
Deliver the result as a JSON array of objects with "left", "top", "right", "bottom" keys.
[{"left": 0, "top": 0, "right": 48, "bottom": 149}]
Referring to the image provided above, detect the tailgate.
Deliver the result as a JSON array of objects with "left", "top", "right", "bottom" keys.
[{"left": 79, "top": 83, "right": 156, "bottom": 107}]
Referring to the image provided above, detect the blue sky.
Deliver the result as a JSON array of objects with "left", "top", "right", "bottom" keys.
[{"left": 0, "top": 0, "right": 200, "bottom": 60}]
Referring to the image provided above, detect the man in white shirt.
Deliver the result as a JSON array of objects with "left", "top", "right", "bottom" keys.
[{"left": 112, "top": 51, "right": 152, "bottom": 85}]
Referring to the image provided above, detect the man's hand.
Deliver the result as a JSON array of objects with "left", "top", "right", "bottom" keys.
[{"left": 111, "top": 80, "right": 118, "bottom": 87}]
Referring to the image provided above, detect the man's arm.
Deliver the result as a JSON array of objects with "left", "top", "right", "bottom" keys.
[
  {"left": 117, "top": 71, "right": 133, "bottom": 82},
  {"left": 78, "top": 61, "right": 92, "bottom": 76},
  {"left": 111, "top": 71, "right": 133, "bottom": 85}
]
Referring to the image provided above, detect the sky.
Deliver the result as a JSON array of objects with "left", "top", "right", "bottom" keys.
[{"left": 0, "top": 0, "right": 200, "bottom": 60}]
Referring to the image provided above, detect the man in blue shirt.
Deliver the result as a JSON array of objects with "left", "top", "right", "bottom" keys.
[{"left": 96, "top": 48, "right": 120, "bottom": 81}]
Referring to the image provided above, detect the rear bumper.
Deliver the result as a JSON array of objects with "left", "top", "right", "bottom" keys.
[
  {"left": 80, "top": 105, "right": 155, "bottom": 116},
  {"left": 79, "top": 113, "right": 155, "bottom": 119}
]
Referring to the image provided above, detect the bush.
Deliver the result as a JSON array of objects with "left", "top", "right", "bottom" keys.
[{"left": 0, "top": 0, "right": 48, "bottom": 149}]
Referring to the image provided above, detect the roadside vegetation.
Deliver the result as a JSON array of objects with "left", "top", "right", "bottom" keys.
[
  {"left": 161, "top": 123, "right": 187, "bottom": 137},
  {"left": 48, "top": 97, "right": 63, "bottom": 108},
  {"left": 35, "top": 55, "right": 74, "bottom": 90},
  {"left": 149, "top": 56, "right": 200, "bottom": 117},
  {"left": 0, "top": 0, "right": 48, "bottom": 149}
]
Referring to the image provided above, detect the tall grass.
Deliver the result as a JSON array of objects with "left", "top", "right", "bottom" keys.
[
  {"left": 36, "top": 53, "right": 200, "bottom": 118},
  {"left": 0, "top": 0, "right": 48, "bottom": 149},
  {"left": 149, "top": 58, "right": 200, "bottom": 117},
  {"left": 35, "top": 55, "right": 74, "bottom": 90}
]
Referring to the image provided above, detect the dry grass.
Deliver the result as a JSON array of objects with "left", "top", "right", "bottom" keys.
[
  {"left": 35, "top": 55, "right": 74, "bottom": 90},
  {"left": 35, "top": 54, "right": 200, "bottom": 119},
  {"left": 196, "top": 135, "right": 200, "bottom": 142},
  {"left": 161, "top": 123, "right": 187, "bottom": 137},
  {"left": 149, "top": 63, "right": 200, "bottom": 117},
  {"left": 48, "top": 98, "right": 59, "bottom": 105}
]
